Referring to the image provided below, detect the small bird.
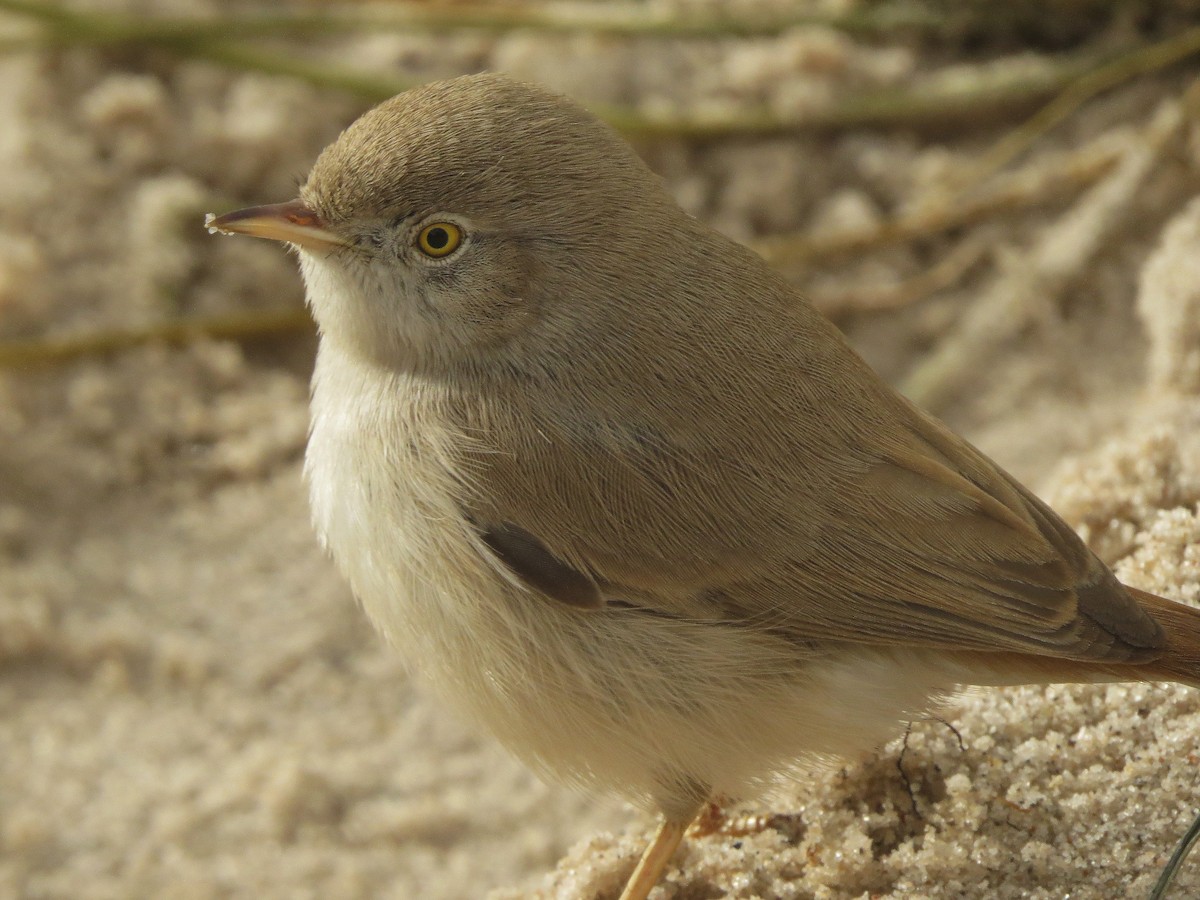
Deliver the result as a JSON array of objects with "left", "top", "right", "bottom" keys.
[{"left": 208, "top": 73, "right": 1200, "bottom": 899}]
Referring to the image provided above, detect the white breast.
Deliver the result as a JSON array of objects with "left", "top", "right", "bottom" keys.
[{"left": 306, "top": 344, "right": 491, "bottom": 660}]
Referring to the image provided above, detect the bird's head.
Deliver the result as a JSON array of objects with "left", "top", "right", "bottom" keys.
[{"left": 207, "top": 73, "right": 678, "bottom": 375}]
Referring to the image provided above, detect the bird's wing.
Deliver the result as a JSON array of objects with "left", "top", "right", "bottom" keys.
[
  {"left": 753, "top": 405, "right": 1165, "bottom": 662},
  {"left": 464, "top": 388, "right": 1164, "bottom": 666}
]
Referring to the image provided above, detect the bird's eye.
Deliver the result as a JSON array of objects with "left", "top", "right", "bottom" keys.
[{"left": 416, "top": 222, "right": 462, "bottom": 258}]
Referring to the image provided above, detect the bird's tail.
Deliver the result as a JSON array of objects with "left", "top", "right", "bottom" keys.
[
  {"left": 1126, "top": 586, "right": 1200, "bottom": 689},
  {"left": 944, "top": 586, "right": 1200, "bottom": 690}
]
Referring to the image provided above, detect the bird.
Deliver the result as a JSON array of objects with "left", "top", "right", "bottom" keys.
[{"left": 207, "top": 72, "right": 1200, "bottom": 900}]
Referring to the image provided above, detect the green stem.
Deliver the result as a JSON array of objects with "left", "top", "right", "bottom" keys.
[
  {"left": 0, "top": 0, "right": 940, "bottom": 41},
  {"left": 966, "top": 25, "right": 1200, "bottom": 185},
  {"left": 0, "top": 309, "right": 313, "bottom": 370},
  {"left": 0, "top": 0, "right": 1109, "bottom": 137},
  {"left": 2, "top": 2, "right": 1197, "bottom": 141}
]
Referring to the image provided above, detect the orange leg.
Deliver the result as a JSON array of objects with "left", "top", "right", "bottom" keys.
[{"left": 618, "top": 817, "right": 689, "bottom": 900}]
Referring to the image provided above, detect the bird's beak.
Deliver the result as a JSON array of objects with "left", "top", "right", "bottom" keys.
[{"left": 205, "top": 199, "right": 348, "bottom": 252}]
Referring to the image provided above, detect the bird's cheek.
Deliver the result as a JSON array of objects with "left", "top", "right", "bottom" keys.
[{"left": 437, "top": 274, "right": 537, "bottom": 349}]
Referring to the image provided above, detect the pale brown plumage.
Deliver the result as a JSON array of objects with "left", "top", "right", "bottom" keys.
[{"left": 209, "top": 73, "right": 1200, "bottom": 900}]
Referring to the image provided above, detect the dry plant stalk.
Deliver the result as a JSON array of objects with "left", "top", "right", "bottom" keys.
[
  {"left": 754, "top": 137, "right": 1124, "bottom": 269},
  {"left": 810, "top": 235, "right": 989, "bottom": 317},
  {"left": 901, "top": 89, "right": 1195, "bottom": 408}
]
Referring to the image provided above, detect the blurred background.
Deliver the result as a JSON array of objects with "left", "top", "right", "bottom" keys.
[{"left": 5, "top": 1, "right": 1200, "bottom": 898}]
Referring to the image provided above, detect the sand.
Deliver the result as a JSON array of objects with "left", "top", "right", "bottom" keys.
[{"left": 3, "top": 2, "right": 1200, "bottom": 898}]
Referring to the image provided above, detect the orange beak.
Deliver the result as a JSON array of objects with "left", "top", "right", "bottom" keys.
[{"left": 205, "top": 200, "right": 348, "bottom": 252}]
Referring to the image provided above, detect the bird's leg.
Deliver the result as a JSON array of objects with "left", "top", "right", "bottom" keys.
[{"left": 618, "top": 816, "right": 690, "bottom": 900}]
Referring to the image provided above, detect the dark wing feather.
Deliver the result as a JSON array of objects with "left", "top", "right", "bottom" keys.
[{"left": 478, "top": 520, "right": 604, "bottom": 610}]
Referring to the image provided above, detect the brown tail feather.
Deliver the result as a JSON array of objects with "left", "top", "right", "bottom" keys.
[
  {"left": 1125, "top": 586, "right": 1200, "bottom": 688},
  {"left": 943, "top": 586, "right": 1200, "bottom": 689}
]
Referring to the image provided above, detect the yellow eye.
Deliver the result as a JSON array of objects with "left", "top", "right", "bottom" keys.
[{"left": 416, "top": 222, "right": 462, "bottom": 258}]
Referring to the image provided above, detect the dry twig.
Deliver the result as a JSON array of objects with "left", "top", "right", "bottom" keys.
[
  {"left": 754, "top": 137, "right": 1124, "bottom": 268},
  {"left": 900, "top": 91, "right": 1191, "bottom": 408},
  {"left": 810, "top": 235, "right": 989, "bottom": 318}
]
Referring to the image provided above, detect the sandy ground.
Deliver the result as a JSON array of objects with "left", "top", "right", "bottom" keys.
[{"left": 4, "top": 2, "right": 1200, "bottom": 898}]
